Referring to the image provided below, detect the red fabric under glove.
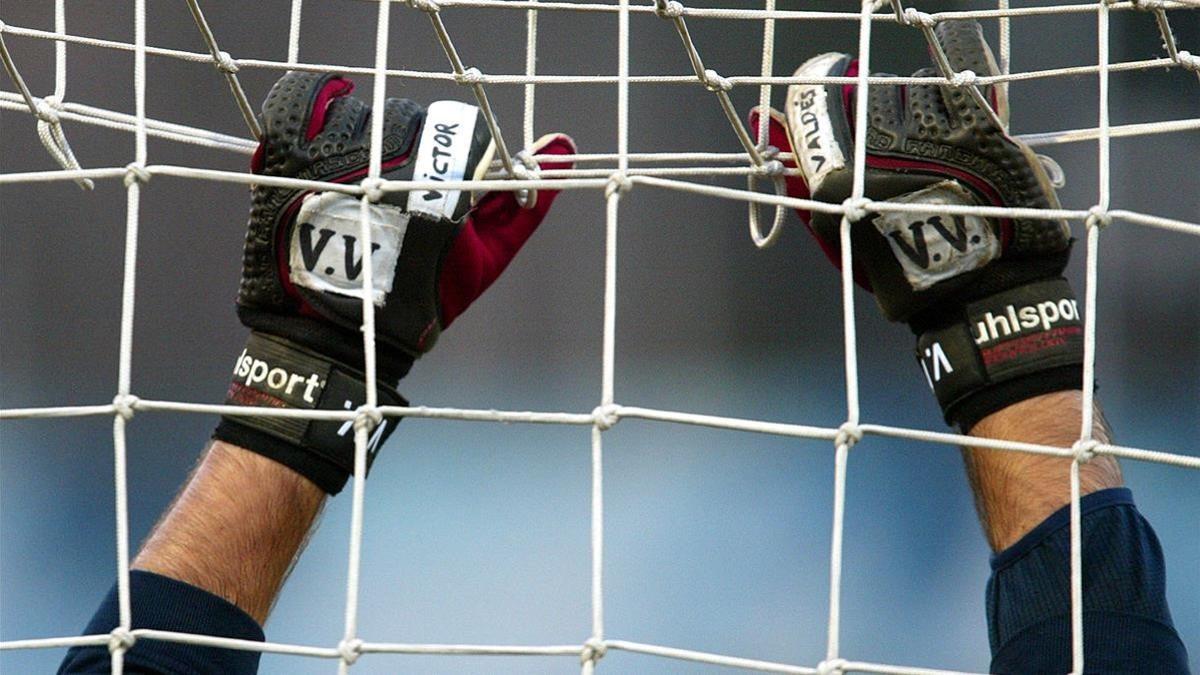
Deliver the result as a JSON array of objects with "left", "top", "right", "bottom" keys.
[
  {"left": 746, "top": 107, "right": 874, "bottom": 289},
  {"left": 438, "top": 134, "right": 576, "bottom": 328}
]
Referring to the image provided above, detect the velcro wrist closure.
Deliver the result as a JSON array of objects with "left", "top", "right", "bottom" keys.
[
  {"left": 916, "top": 279, "right": 1084, "bottom": 431},
  {"left": 213, "top": 332, "right": 407, "bottom": 494}
]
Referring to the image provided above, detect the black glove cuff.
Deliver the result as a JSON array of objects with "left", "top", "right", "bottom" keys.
[
  {"left": 915, "top": 278, "right": 1084, "bottom": 432},
  {"left": 212, "top": 332, "right": 407, "bottom": 495},
  {"left": 236, "top": 306, "right": 416, "bottom": 382}
]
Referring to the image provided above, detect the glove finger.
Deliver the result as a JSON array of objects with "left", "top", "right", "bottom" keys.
[
  {"left": 402, "top": 101, "right": 494, "bottom": 222},
  {"left": 866, "top": 77, "right": 905, "bottom": 148},
  {"left": 437, "top": 133, "right": 577, "bottom": 329},
  {"left": 380, "top": 97, "right": 428, "bottom": 166},
  {"left": 784, "top": 52, "right": 853, "bottom": 196},
  {"left": 933, "top": 19, "right": 1009, "bottom": 129},
  {"left": 928, "top": 22, "right": 1067, "bottom": 255},
  {"left": 780, "top": 52, "right": 880, "bottom": 292},
  {"left": 906, "top": 67, "right": 956, "bottom": 138},
  {"left": 253, "top": 71, "right": 356, "bottom": 174}
]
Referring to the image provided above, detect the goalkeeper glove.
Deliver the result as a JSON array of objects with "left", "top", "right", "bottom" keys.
[
  {"left": 214, "top": 71, "right": 575, "bottom": 493},
  {"left": 750, "top": 19, "right": 1081, "bottom": 431}
]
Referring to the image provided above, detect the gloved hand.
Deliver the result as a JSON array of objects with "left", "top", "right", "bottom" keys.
[
  {"left": 215, "top": 71, "right": 576, "bottom": 493},
  {"left": 751, "top": 20, "right": 1082, "bottom": 431}
]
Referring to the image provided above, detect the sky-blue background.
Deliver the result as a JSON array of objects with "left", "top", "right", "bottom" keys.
[{"left": 2, "top": 1, "right": 1197, "bottom": 673}]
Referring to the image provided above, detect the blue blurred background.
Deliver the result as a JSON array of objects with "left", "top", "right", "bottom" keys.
[{"left": 2, "top": 1, "right": 1197, "bottom": 673}]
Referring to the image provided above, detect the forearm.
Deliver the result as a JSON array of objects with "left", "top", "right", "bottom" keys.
[
  {"left": 964, "top": 390, "right": 1122, "bottom": 552},
  {"left": 961, "top": 391, "right": 1190, "bottom": 673},
  {"left": 133, "top": 441, "right": 326, "bottom": 624}
]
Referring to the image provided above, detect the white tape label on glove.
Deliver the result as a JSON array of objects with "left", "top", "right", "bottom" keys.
[
  {"left": 408, "top": 100, "right": 481, "bottom": 221},
  {"left": 290, "top": 191, "right": 408, "bottom": 306},
  {"left": 872, "top": 181, "right": 1000, "bottom": 291},
  {"left": 786, "top": 52, "right": 848, "bottom": 193}
]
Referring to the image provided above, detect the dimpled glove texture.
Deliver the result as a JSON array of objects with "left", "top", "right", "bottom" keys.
[
  {"left": 218, "top": 71, "right": 575, "bottom": 492},
  {"left": 750, "top": 20, "right": 1084, "bottom": 430},
  {"left": 761, "top": 20, "right": 1072, "bottom": 333},
  {"left": 239, "top": 71, "right": 475, "bottom": 382}
]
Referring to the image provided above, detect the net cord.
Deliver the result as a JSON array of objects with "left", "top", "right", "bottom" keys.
[
  {"left": 288, "top": 0, "right": 304, "bottom": 65},
  {"left": 524, "top": 0, "right": 538, "bottom": 149},
  {"left": 5, "top": 22, "right": 1198, "bottom": 88},
  {"left": 182, "top": 0, "right": 262, "bottom": 139},
  {"left": 2, "top": 90, "right": 1197, "bottom": 157},
  {"left": 0, "top": 15, "right": 91, "bottom": 188},
  {"left": 2, "top": 1, "right": 1198, "bottom": 673}
]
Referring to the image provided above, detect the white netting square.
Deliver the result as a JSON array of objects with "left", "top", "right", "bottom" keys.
[{"left": 1, "top": 1, "right": 1197, "bottom": 673}]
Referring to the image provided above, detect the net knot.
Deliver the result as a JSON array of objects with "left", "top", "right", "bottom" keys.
[
  {"left": 510, "top": 161, "right": 532, "bottom": 182},
  {"left": 107, "top": 627, "right": 136, "bottom": 653},
  {"left": 509, "top": 154, "right": 539, "bottom": 209},
  {"left": 754, "top": 144, "right": 785, "bottom": 178},
  {"left": 354, "top": 406, "right": 383, "bottom": 434},
  {"left": 605, "top": 172, "right": 633, "bottom": 197},
  {"left": 124, "top": 163, "right": 151, "bottom": 187},
  {"left": 580, "top": 637, "right": 608, "bottom": 664},
  {"left": 654, "top": 0, "right": 685, "bottom": 18},
  {"left": 841, "top": 197, "right": 870, "bottom": 222},
  {"left": 513, "top": 150, "right": 541, "bottom": 181},
  {"left": 361, "top": 177, "right": 385, "bottom": 203},
  {"left": 835, "top": 423, "right": 863, "bottom": 449},
  {"left": 592, "top": 404, "right": 620, "bottom": 431},
  {"left": 949, "top": 69, "right": 977, "bottom": 87},
  {"left": 701, "top": 69, "right": 732, "bottom": 93},
  {"left": 1072, "top": 439, "right": 1100, "bottom": 464},
  {"left": 338, "top": 638, "right": 364, "bottom": 665},
  {"left": 35, "top": 96, "right": 62, "bottom": 125},
  {"left": 455, "top": 67, "right": 484, "bottom": 86},
  {"left": 112, "top": 394, "right": 139, "bottom": 421},
  {"left": 1085, "top": 205, "right": 1111, "bottom": 230},
  {"left": 901, "top": 8, "right": 936, "bottom": 28},
  {"left": 407, "top": 0, "right": 441, "bottom": 12},
  {"left": 758, "top": 159, "right": 785, "bottom": 179},
  {"left": 817, "top": 658, "right": 848, "bottom": 675},
  {"left": 1176, "top": 51, "right": 1200, "bottom": 73},
  {"left": 516, "top": 149, "right": 540, "bottom": 172},
  {"left": 214, "top": 51, "right": 239, "bottom": 74},
  {"left": 37, "top": 98, "right": 94, "bottom": 190}
]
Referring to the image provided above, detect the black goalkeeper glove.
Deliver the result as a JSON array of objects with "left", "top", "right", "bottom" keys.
[
  {"left": 750, "top": 19, "right": 1082, "bottom": 431},
  {"left": 214, "top": 71, "right": 576, "bottom": 493}
]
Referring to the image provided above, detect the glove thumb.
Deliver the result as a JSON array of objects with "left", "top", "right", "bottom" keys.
[{"left": 438, "top": 133, "right": 577, "bottom": 328}]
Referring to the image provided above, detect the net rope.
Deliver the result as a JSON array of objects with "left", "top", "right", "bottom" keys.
[{"left": 1, "top": 1, "right": 1198, "bottom": 673}]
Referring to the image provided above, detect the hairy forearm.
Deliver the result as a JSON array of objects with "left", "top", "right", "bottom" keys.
[
  {"left": 132, "top": 441, "right": 326, "bottom": 624},
  {"left": 964, "top": 390, "right": 1123, "bottom": 551}
]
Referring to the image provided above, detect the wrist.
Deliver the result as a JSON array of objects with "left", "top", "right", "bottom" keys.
[
  {"left": 214, "top": 331, "right": 407, "bottom": 494},
  {"left": 133, "top": 441, "right": 325, "bottom": 622},
  {"left": 236, "top": 305, "right": 416, "bottom": 384},
  {"left": 914, "top": 278, "right": 1085, "bottom": 430}
]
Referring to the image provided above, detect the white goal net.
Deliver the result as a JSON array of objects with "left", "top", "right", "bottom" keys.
[{"left": 1, "top": 1, "right": 1198, "bottom": 674}]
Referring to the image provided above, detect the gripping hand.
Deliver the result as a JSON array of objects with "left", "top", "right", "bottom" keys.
[
  {"left": 216, "top": 71, "right": 576, "bottom": 493},
  {"left": 751, "top": 20, "right": 1082, "bottom": 430}
]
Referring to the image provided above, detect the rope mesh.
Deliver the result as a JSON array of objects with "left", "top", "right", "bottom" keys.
[{"left": 1, "top": 1, "right": 1198, "bottom": 673}]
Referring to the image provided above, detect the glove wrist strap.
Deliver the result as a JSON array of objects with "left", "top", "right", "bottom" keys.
[
  {"left": 915, "top": 279, "right": 1084, "bottom": 431},
  {"left": 213, "top": 332, "right": 407, "bottom": 495}
]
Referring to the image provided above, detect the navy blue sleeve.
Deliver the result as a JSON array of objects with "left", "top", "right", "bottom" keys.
[
  {"left": 987, "top": 487, "right": 1190, "bottom": 674},
  {"left": 58, "top": 570, "right": 264, "bottom": 675}
]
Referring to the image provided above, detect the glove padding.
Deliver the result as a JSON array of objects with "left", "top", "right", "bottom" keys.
[
  {"left": 752, "top": 20, "right": 1082, "bottom": 430},
  {"left": 217, "top": 71, "right": 576, "bottom": 493},
  {"left": 240, "top": 70, "right": 575, "bottom": 380}
]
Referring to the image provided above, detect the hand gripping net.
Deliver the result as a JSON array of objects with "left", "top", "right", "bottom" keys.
[{"left": 1, "top": 1, "right": 1199, "bottom": 674}]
